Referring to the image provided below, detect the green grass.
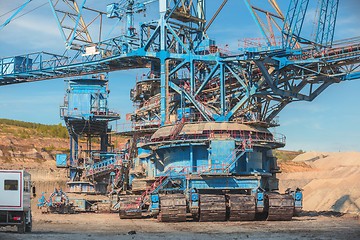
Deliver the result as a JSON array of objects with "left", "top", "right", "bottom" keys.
[
  {"left": 274, "top": 149, "right": 304, "bottom": 162},
  {"left": 0, "top": 118, "right": 68, "bottom": 139}
]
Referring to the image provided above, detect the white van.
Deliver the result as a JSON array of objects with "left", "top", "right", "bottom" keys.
[{"left": 0, "top": 170, "right": 33, "bottom": 233}]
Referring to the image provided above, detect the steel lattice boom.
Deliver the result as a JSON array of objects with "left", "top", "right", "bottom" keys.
[
  {"left": 1, "top": 0, "right": 359, "bottom": 126},
  {"left": 1, "top": 0, "right": 359, "bottom": 222}
]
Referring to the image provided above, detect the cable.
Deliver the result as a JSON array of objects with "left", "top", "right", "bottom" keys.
[
  {"left": 13, "top": 1, "right": 48, "bottom": 21},
  {"left": 0, "top": 3, "right": 28, "bottom": 18}
]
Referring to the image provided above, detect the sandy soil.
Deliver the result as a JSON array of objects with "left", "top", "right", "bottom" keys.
[
  {"left": 0, "top": 213, "right": 359, "bottom": 240},
  {"left": 278, "top": 152, "right": 360, "bottom": 214}
]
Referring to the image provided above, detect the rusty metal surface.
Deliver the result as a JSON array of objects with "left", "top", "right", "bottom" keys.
[
  {"left": 118, "top": 195, "right": 142, "bottom": 219},
  {"left": 228, "top": 194, "right": 256, "bottom": 221},
  {"left": 265, "top": 193, "right": 294, "bottom": 221},
  {"left": 199, "top": 194, "right": 226, "bottom": 222},
  {"left": 158, "top": 194, "right": 187, "bottom": 222}
]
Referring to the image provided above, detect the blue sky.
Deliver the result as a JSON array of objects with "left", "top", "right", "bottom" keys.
[{"left": 0, "top": 0, "right": 359, "bottom": 152}]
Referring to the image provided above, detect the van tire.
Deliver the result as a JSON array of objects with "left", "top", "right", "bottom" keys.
[
  {"left": 17, "top": 221, "right": 26, "bottom": 234},
  {"left": 25, "top": 213, "right": 32, "bottom": 232}
]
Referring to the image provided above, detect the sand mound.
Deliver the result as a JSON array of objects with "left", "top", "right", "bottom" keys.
[{"left": 279, "top": 151, "right": 360, "bottom": 214}]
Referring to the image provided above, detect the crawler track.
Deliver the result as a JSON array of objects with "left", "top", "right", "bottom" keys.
[
  {"left": 265, "top": 194, "right": 294, "bottom": 221},
  {"left": 118, "top": 195, "right": 142, "bottom": 219},
  {"left": 199, "top": 194, "right": 226, "bottom": 222},
  {"left": 228, "top": 194, "right": 256, "bottom": 221},
  {"left": 158, "top": 194, "right": 187, "bottom": 222},
  {"left": 118, "top": 192, "right": 296, "bottom": 221}
]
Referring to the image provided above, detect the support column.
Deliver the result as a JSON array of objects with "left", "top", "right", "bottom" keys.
[
  {"left": 190, "top": 144, "right": 194, "bottom": 173},
  {"left": 100, "top": 134, "right": 108, "bottom": 152},
  {"left": 190, "top": 59, "right": 195, "bottom": 95},
  {"left": 160, "top": 58, "right": 169, "bottom": 125},
  {"left": 69, "top": 135, "right": 73, "bottom": 165},
  {"left": 73, "top": 135, "right": 79, "bottom": 161},
  {"left": 197, "top": 0, "right": 206, "bottom": 30},
  {"left": 159, "top": 0, "right": 168, "bottom": 125},
  {"left": 220, "top": 63, "right": 226, "bottom": 116}
]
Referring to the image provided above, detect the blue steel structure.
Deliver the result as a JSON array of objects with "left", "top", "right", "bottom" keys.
[
  {"left": 59, "top": 76, "right": 124, "bottom": 194},
  {"left": 315, "top": 0, "right": 339, "bottom": 49},
  {"left": 0, "top": 0, "right": 360, "bottom": 221}
]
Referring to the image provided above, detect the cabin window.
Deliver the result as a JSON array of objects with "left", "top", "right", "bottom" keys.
[{"left": 4, "top": 180, "right": 18, "bottom": 191}]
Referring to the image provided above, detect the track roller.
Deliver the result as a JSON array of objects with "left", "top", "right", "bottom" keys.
[
  {"left": 158, "top": 194, "right": 187, "bottom": 222},
  {"left": 199, "top": 194, "right": 226, "bottom": 222},
  {"left": 228, "top": 194, "right": 256, "bottom": 221},
  {"left": 119, "top": 195, "right": 142, "bottom": 219},
  {"left": 265, "top": 193, "right": 294, "bottom": 221}
]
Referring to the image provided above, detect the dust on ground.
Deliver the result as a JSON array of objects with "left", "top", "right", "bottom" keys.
[{"left": 0, "top": 212, "right": 359, "bottom": 240}]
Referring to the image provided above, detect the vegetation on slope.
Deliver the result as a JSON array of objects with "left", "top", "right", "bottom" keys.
[
  {"left": 0, "top": 118, "right": 68, "bottom": 139},
  {"left": 274, "top": 149, "right": 304, "bottom": 162}
]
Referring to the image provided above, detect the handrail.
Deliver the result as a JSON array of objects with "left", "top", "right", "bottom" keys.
[{"left": 150, "top": 130, "right": 286, "bottom": 146}]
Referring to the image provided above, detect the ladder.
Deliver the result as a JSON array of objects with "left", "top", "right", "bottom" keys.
[{"left": 126, "top": 169, "right": 174, "bottom": 210}]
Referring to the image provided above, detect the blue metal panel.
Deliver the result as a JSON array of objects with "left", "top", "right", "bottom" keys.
[
  {"left": 193, "top": 145, "right": 208, "bottom": 170},
  {"left": 155, "top": 144, "right": 210, "bottom": 175},
  {"left": 210, "top": 140, "right": 235, "bottom": 172},
  {"left": 177, "top": 107, "right": 194, "bottom": 121},
  {"left": 68, "top": 93, "right": 92, "bottom": 118},
  {"left": 72, "top": 199, "right": 88, "bottom": 211},
  {"left": 156, "top": 146, "right": 191, "bottom": 173},
  {"left": 150, "top": 194, "right": 159, "bottom": 212},
  {"left": 247, "top": 151, "right": 263, "bottom": 172},
  {"left": 294, "top": 190, "right": 303, "bottom": 208},
  {"left": 257, "top": 191, "right": 264, "bottom": 210},
  {"left": 138, "top": 148, "right": 152, "bottom": 158},
  {"left": 56, "top": 154, "right": 67, "bottom": 168},
  {"left": 189, "top": 177, "right": 259, "bottom": 190},
  {"left": 14, "top": 56, "right": 32, "bottom": 73}
]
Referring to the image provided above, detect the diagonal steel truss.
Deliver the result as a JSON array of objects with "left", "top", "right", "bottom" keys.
[{"left": 0, "top": 0, "right": 359, "bottom": 127}]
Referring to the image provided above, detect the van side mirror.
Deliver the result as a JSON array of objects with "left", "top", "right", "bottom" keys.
[{"left": 32, "top": 186, "right": 36, "bottom": 198}]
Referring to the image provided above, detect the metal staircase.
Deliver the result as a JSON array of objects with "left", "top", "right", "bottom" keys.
[
  {"left": 170, "top": 118, "right": 186, "bottom": 140},
  {"left": 86, "top": 157, "right": 117, "bottom": 177},
  {"left": 125, "top": 169, "right": 174, "bottom": 211}
]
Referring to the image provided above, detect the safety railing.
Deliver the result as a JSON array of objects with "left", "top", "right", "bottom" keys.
[
  {"left": 60, "top": 105, "right": 120, "bottom": 119},
  {"left": 162, "top": 162, "right": 251, "bottom": 175},
  {"left": 289, "top": 40, "right": 360, "bottom": 62},
  {"left": 115, "top": 120, "right": 161, "bottom": 133},
  {"left": 150, "top": 129, "right": 286, "bottom": 146},
  {"left": 0, "top": 33, "right": 143, "bottom": 81},
  {"left": 85, "top": 153, "right": 125, "bottom": 177},
  {"left": 0, "top": 52, "right": 69, "bottom": 77}
]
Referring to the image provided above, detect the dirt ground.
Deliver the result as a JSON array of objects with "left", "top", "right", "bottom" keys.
[
  {"left": 0, "top": 212, "right": 359, "bottom": 240},
  {"left": 1, "top": 131, "right": 359, "bottom": 240}
]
